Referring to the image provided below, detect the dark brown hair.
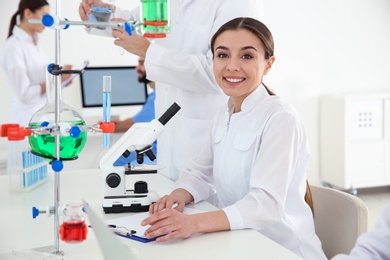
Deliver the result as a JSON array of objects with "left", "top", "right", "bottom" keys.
[
  {"left": 7, "top": 0, "right": 49, "bottom": 38},
  {"left": 211, "top": 17, "right": 275, "bottom": 95},
  {"left": 211, "top": 17, "right": 315, "bottom": 215}
]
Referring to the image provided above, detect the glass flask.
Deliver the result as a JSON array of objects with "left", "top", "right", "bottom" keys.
[
  {"left": 88, "top": 0, "right": 114, "bottom": 29},
  {"left": 59, "top": 203, "right": 88, "bottom": 243},
  {"left": 140, "top": 0, "right": 170, "bottom": 38},
  {"left": 28, "top": 69, "right": 87, "bottom": 161}
]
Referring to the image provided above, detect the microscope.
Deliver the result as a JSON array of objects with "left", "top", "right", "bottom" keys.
[{"left": 99, "top": 103, "right": 180, "bottom": 213}]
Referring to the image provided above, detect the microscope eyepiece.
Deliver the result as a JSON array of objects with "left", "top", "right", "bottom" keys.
[{"left": 158, "top": 102, "right": 181, "bottom": 125}]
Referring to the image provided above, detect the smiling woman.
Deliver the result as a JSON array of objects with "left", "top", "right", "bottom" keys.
[
  {"left": 211, "top": 17, "right": 275, "bottom": 112},
  {"left": 139, "top": 17, "right": 327, "bottom": 260},
  {"left": 212, "top": 29, "right": 274, "bottom": 112}
]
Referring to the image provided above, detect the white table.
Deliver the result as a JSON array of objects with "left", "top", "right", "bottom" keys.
[{"left": 0, "top": 169, "right": 303, "bottom": 259}]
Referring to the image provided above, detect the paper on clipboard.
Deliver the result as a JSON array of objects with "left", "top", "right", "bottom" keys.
[
  {"left": 61, "top": 60, "right": 89, "bottom": 87},
  {"left": 105, "top": 207, "right": 205, "bottom": 243}
]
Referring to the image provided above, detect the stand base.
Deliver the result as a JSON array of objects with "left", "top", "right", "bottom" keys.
[{"left": 12, "top": 245, "right": 64, "bottom": 259}]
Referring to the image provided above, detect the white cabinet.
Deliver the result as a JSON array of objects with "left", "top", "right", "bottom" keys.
[{"left": 320, "top": 94, "right": 390, "bottom": 190}]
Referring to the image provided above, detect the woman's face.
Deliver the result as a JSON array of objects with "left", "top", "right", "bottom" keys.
[
  {"left": 213, "top": 29, "right": 274, "bottom": 108},
  {"left": 25, "top": 5, "right": 50, "bottom": 33}
]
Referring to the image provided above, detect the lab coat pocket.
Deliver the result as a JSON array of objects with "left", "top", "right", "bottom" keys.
[
  {"left": 233, "top": 132, "right": 257, "bottom": 152},
  {"left": 212, "top": 127, "right": 223, "bottom": 145}
]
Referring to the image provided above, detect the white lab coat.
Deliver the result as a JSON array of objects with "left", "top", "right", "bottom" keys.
[
  {"left": 332, "top": 203, "right": 390, "bottom": 260},
  {"left": 0, "top": 26, "right": 48, "bottom": 167},
  {"left": 174, "top": 86, "right": 327, "bottom": 260},
  {"left": 111, "top": 0, "right": 265, "bottom": 181}
]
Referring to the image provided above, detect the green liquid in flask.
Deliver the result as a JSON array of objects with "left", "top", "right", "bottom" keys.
[
  {"left": 142, "top": 0, "right": 170, "bottom": 33},
  {"left": 28, "top": 121, "right": 87, "bottom": 160}
]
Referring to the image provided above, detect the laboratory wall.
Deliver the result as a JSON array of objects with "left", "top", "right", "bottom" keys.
[{"left": 1, "top": 1, "right": 390, "bottom": 182}]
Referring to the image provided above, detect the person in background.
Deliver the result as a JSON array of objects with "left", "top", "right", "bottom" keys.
[
  {"left": 112, "top": 57, "right": 156, "bottom": 166},
  {"left": 79, "top": 0, "right": 264, "bottom": 181},
  {"left": 332, "top": 202, "right": 390, "bottom": 260},
  {"left": 112, "top": 57, "right": 155, "bottom": 132},
  {"left": 0, "top": 0, "right": 72, "bottom": 168},
  {"left": 140, "top": 17, "right": 327, "bottom": 260}
]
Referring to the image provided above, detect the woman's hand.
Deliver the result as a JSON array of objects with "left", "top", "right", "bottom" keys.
[
  {"left": 79, "top": 0, "right": 94, "bottom": 21},
  {"left": 149, "top": 188, "right": 193, "bottom": 214},
  {"left": 111, "top": 19, "right": 151, "bottom": 58},
  {"left": 79, "top": 0, "right": 115, "bottom": 21},
  {"left": 149, "top": 194, "right": 184, "bottom": 214},
  {"left": 141, "top": 208, "right": 197, "bottom": 242},
  {"left": 61, "top": 64, "right": 73, "bottom": 87},
  {"left": 141, "top": 188, "right": 199, "bottom": 242}
]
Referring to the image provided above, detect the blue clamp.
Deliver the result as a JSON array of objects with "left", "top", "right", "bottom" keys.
[
  {"left": 42, "top": 14, "right": 69, "bottom": 30},
  {"left": 51, "top": 160, "right": 64, "bottom": 172},
  {"left": 42, "top": 14, "right": 54, "bottom": 27},
  {"left": 69, "top": 126, "right": 81, "bottom": 138},
  {"left": 32, "top": 207, "right": 40, "bottom": 219},
  {"left": 40, "top": 121, "right": 49, "bottom": 127},
  {"left": 47, "top": 63, "right": 55, "bottom": 74},
  {"left": 64, "top": 18, "right": 70, "bottom": 30},
  {"left": 124, "top": 22, "right": 133, "bottom": 36}
]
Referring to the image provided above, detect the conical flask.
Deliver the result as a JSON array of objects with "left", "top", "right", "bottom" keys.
[{"left": 28, "top": 69, "right": 87, "bottom": 161}]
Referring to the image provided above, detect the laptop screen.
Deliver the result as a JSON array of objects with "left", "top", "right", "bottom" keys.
[{"left": 80, "top": 66, "right": 148, "bottom": 108}]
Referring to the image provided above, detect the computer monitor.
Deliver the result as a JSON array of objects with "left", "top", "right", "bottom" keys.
[{"left": 79, "top": 66, "right": 148, "bottom": 118}]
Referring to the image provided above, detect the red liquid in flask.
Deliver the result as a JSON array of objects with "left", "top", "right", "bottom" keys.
[{"left": 59, "top": 221, "right": 87, "bottom": 243}]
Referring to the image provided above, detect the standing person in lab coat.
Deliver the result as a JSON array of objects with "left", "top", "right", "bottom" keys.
[
  {"left": 0, "top": 0, "right": 72, "bottom": 168},
  {"left": 78, "top": 0, "right": 264, "bottom": 181},
  {"left": 140, "top": 17, "right": 326, "bottom": 260},
  {"left": 332, "top": 202, "right": 390, "bottom": 260}
]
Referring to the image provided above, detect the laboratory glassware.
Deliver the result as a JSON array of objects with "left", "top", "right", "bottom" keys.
[
  {"left": 28, "top": 69, "right": 87, "bottom": 161},
  {"left": 102, "top": 76, "right": 111, "bottom": 147},
  {"left": 59, "top": 203, "right": 88, "bottom": 243},
  {"left": 140, "top": 0, "right": 170, "bottom": 38},
  {"left": 3, "top": 124, "right": 48, "bottom": 192},
  {"left": 88, "top": 0, "right": 113, "bottom": 30}
]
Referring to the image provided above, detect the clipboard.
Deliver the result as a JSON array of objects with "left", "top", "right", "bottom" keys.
[
  {"left": 105, "top": 207, "right": 204, "bottom": 243},
  {"left": 61, "top": 60, "right": 89, "bottom": 87}
]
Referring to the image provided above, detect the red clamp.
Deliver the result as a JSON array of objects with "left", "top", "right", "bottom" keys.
[
  {"left": 99, "top": 122, "right": 115, "bottom": 133},
  {"left": 1, "top": 124, "right": 32, "bottom": 141},
  {"left": 143, "top": 33, "right": 166, "bottom": 38},
  {"left": 143, "top": 21, "right": 167, "bottom": 38},
  {"left": 143, "top": 21, "right": 168, "bottom": 27}
]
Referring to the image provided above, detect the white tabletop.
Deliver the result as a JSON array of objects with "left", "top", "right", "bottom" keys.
[{"left": 0, "top": 169, "right": 302, "bottom": 259}]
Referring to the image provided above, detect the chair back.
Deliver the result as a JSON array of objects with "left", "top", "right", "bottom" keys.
[{"left": 311, "top": 185, "right": 368, "bottom": 259}]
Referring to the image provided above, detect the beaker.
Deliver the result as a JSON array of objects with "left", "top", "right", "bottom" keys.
[
  {"left": 28, "top": 69, "right": 87, "bottom": 161},
  {"left": 59, "top": 203, "right": 87, "bottom": 243},
  {"left": 140, "top": 0, "right": 170, "bottom": 38},
  {"left": 88, "top": 0, "right": 114, "bottom": 29}
]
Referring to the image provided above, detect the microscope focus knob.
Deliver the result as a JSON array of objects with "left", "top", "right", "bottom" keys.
[
  {"left": 106, "top": 173, "right": 121, "bottom": 188},
  {"left": 134, "top": 181, "right": 148, "bottom": 194}
]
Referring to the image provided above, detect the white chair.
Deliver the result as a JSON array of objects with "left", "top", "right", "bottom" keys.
[{"left": 310, "top": 185, "right": 368, "bottom": 259}]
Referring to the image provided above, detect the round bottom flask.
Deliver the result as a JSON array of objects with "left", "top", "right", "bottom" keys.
[{"left": 28, "top": 70, "right": 87, "bottom": 161}]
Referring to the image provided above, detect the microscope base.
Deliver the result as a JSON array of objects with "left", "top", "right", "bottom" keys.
[
  {"left": 102, "top": 191, "right": 160, "bottom": 214},
  {"left": 103, "top": 203, "right": 150, "bottom": 214}
]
